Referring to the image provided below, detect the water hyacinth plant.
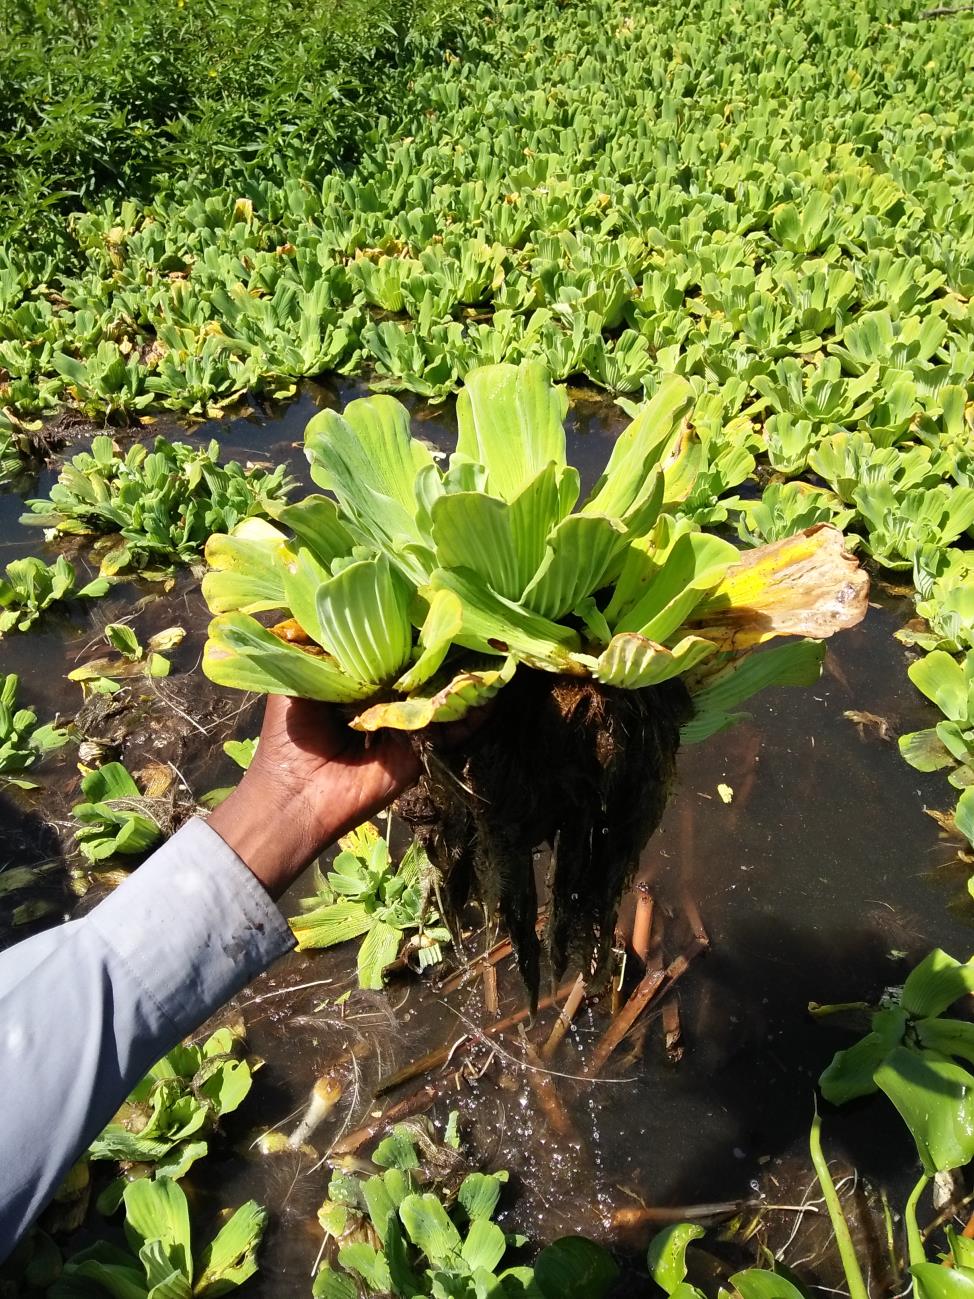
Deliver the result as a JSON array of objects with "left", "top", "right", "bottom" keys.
[{"left": 202, "top": 362, "right": 867, "bottom": 999}]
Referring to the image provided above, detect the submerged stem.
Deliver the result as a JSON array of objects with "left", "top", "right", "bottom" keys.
[{"left": 808, "top": 1102, "right": 869, "bottom": 1299}]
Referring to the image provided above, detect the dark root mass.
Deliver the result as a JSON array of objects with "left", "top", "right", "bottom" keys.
[{"left": 396, "top": 668, "right": 692, "bottom": 1009}]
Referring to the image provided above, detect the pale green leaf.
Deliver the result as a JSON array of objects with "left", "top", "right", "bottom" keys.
[
  {"left": 202, "top": 520, "right": 289, "bottom": 615},
  {"left": 81, "top": 762, "right": 141, "bottom": 802},
  {"left": 270, "top": 495, "right": 356, "bottom": 568},
  {"left": 427, "top": 567, "right": 580, "bottom": 670},
  {"left": 581, "top": 374, "right": 693, "bottom": 522},
  {"left": 289, "top": 902, "right": 373, "bottom": 950},
  {"left": 455, "top": 360, "right": 568, "bottom": 502},
  {"left": 902, "top": 950, "right": 974, "bottom": 1018},
  {"left": 122, "top": 1179, "right": 191, "bottom": 1282},
  {"left": 399, "top": 1193, "right": 463, "bottom": 1267},
  {"left": 395, "top": 589, "right": 464, "bottom": 692},
  {"left": 908, "top": 651, "right": 970, "bottom": 723},
  {"left": 193, "top": 1200, "right": 267, "bottom": 1297},
  {"left": 355, "top": 657, "right": 516, "bottom": 731},
  {"left": 316, "top": 557, "right": 413, "bottom": 685},
  {"left": 203, "top": 613, "right": 371, "bottom": 702},
  {"left": 899, "top": 728, "right": 956, "bottom": 772},
  {"left": 462, "top": 1219, "right": 507, "bottom": 1273},
  {"left": 522, "top": 515, "right": 627, "bottom": 621},
  {"left": 596, "top": 633, "right": 717, "bottom": 688}
]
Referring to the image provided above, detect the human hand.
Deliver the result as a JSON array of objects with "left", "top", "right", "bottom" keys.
[{"left": 208, "top": 695, "right": 420, "bottom": 898}]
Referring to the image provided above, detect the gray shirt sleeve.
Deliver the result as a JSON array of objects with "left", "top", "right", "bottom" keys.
[{"left": 0, "top": 817, "right": 295, "bottom": 1260}]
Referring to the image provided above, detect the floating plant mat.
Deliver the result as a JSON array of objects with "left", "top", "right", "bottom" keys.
[{"left": 3, "top": 392, "right": 973, "bottom": 1292}]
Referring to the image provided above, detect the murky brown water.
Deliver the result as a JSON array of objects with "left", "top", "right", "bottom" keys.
[{"left": 2, "top": 383, "right": 972, "bottom": 1294}]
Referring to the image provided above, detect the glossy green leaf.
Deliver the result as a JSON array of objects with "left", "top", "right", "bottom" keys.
[
  {"left": 533, "top": 1236, "right": 619, "bottom": 1299},
  {"left": 730, "top": 1270, "right": 807, "bottom": 1299},
  {"left": 916, "top": 1016, "right": 974, "bottom": 1068},
  {"left": 902, "top": 949, "right": 974, "bottom": 1018},
  {"left": 819, "top": 1006, "right": 908, "bottom": 1105},
  {"left": 647, "top": 1223, "right": 705, "bottom": 1294},
  {"left": 875, "top": 1045, "right": 974, "bottom": 1172},
  {"left": 911, "top": 1264, "right": 974, "bottom": 1299}
]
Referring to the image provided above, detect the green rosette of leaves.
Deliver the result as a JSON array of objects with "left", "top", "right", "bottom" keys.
[
  {"left": 201, "top": 361, "right": 867, "bottom": 735},
  {"left": 201, "top": 361, "right": 868, "bottom": 995}
]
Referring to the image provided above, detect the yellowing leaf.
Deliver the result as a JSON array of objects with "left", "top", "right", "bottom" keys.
[
  {"left": 352, "top": 658, "right": 516, "bottom": 731},
  {"left": 687, "top": 524, "right": 868, "bottom": 649}
]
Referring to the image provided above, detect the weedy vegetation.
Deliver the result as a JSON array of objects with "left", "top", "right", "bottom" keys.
[
  {"left": 0, "top": 673, "right": 68, "bottom": 788},
  {"left": 70, "top": 762, "right": 164, "bottom": 863},
  {"left": 290, "top": 821, "right": 452, "bottom": 989},
  {"left": 88, "top": 1028, "right": 255, "bottom": 1186},
  {"left": 3, "top": 0, "right": 974, "bottom": 1288},
  {"left": 20, "top": 436, "right": 293, "bottom": 578}
]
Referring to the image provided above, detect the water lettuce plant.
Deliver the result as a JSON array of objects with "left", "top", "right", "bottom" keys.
[
  {"left": 21, "top": 435, "right": 293, "bottom": 576},
  {"left": 736, "top": 482, "right": 853, "bottom": 548},
  {"left": 52, "top": 1176, "right": 266, "bottom": 1299},
  {"left": 313, "top": 1119, "right": 617, "bottom": 1299},
  {"left": 89, "top": 1027, "right": 254, "bottom": 1180},
  {"left": 71, "top": 762, "right": 164, "bottom": 862},
  {"left": 290, "top": 821, "right": 451, "bottom": 988},
  {"left": 0, "top": 555, "right": 108, "bottom": 633},
  {"left": 202, "top": 362, "right": 866, "bottom": 997},
  {"left": 0, "top": 672, "right": 69, "bottom": 788}
]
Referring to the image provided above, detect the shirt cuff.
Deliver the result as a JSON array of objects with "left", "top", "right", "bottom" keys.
[{"left": 88, "top": 817, "right": 296, "bottom": 1041}]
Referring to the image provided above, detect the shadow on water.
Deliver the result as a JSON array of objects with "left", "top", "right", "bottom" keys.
[{"left": 3, "top": 382, "right": 974, "bottom": 1291}]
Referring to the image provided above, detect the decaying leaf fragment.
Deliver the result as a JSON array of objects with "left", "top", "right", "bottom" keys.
[{"left": 688, "top": 525, "right": 869, "bottom": 650}]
